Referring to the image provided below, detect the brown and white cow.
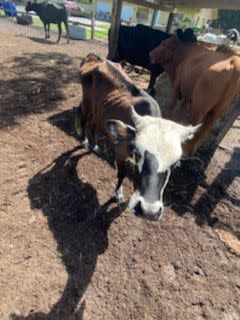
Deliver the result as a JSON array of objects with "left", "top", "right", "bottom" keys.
[
  {"left": 150, "top": 28, "right": 240, "bottom": 155},
  {"left": 76, "top": 53, "right": 200, "bottom": 221}
]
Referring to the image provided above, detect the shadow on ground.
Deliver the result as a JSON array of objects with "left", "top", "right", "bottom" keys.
[
  {"left": 48, "top": 108, "right": 240, "bottom": 238},
  {"left": 27, "top": 37, "right": 55, "bottom": 45},
  {"left": 10, "top": 146, "right": 123, "bottom": 320},
  {"left": 0, "top": 52, "right": 82, "bottom": 129}
]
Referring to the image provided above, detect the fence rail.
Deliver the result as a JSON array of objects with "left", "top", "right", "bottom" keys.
[{"left": 0, "top": 5, "right": 110, "bottom": 41}]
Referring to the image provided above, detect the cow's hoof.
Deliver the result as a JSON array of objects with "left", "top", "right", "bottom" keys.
[
  {"left": 93, "top": 144, "right": 100, "bottom": 155},
  {"left": 82, "top": 137, "right": 89, "bottom": 149},
  {"left": 115, "top": 186, "right": 125, "bottom": 204}
]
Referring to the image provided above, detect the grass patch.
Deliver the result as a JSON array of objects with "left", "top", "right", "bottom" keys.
[{"left": 32, "top": 15, "right": 108, "bottom": 40}]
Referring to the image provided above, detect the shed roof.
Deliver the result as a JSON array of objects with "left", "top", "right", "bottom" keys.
[{"left": 127, "top": 0, "right": 240, "bottom": 11}]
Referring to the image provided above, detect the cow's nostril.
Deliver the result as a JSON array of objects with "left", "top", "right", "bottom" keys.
[{"left": 134, "top": 201, "right": 143, "bottom": 216}]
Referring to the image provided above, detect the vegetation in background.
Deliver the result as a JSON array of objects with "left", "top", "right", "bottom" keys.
[{"left": 32, "top": 15, "right": 108, "bottom": 40}]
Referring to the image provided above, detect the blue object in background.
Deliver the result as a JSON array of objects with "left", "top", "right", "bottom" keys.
[{"left": 1, "top": 1, "right": 18, "bottom": 17}]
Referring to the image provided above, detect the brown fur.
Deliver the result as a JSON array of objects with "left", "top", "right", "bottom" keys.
[
  {"left": 150, "top": 36, "right": 240, "bottom": 154},
  {"left": 77, "top": 54, "right": 160, "bottom": 164}
]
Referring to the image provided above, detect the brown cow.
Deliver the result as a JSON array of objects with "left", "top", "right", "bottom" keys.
[
  {"left": 150, "top": 28, "right": 240, "bottom": 155},
  {"left": 75, "top": 53, "right": 200, "bottom": 221}
]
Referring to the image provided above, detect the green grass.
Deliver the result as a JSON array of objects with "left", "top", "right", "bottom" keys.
[
  {"left": 0, "top": 12, "right": 108, "bottom": 40},
  {"left": 32, "top": 15, "right": 108, "bottom": 40},
  {"left": 86, "top": 28, "right": 108, "bottom": 40}
]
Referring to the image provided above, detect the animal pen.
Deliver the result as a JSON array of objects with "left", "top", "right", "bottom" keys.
[
  {"left": 108, "top": 0, "right": 240, "bottom": 157},
  {"left": 0, "top": 3, "right": 240, "bottom": 318}
]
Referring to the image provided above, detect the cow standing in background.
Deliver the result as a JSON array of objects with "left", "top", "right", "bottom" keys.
[
  {"left": 150, "top": 28, "right": 240, "bottom": 155},
  {"left": 26, "top": 0, "right": 69, "bottom": 43},
  {"left": 108, "top": 24, "right": 170, "bottom": 96},
  {"left": 75, "top": 54, "right": 200, "bottom": 221}
]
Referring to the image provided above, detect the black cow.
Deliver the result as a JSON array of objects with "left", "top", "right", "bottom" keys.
[
  {"left": 26, "top": 0, "right": 69, "bottom": 43},
  {"left": 108, "top": 24, "right": 170, "bottom": 96}
]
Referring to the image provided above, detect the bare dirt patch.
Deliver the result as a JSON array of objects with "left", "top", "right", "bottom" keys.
[{"left": 0, "top": 18, "right": 239, "bottom": 320}]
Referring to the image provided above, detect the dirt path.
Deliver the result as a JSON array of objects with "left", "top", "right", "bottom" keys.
[{"left": 0, "top": 18, "right": 239, "bottom": 320}]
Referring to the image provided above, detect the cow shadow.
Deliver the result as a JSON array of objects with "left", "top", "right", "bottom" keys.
[
  {"left": 167, "top": 146, "right": 240, "bottom": 237},
  {"left": 27, "top": 37, "right": 55, "bottom": 45},
  {"left": 10, "top": 146, "right": 122, "bottom": 320},
  {"left": 47, "top": 108, "right": 240, "bottom": 238},
  {"left": 192, "top": 147, "right": 240, "bottom": 234},
  {"left": 0, "top": 51, "right": 81, "bottom": 129}
]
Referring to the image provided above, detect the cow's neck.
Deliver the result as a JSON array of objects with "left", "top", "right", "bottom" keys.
[{"left": 164, "top": 43, "right": 197, "bottom": 82}]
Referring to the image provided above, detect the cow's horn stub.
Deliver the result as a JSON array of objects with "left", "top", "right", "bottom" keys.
[{"left": 131, "top": 106, "right": 142, "bottom": 126}]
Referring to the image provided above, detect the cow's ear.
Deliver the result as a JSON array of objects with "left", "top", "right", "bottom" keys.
[
  {"left": 184, "top": 28, "right": 197, "bottom": 42},
  {"left": 176, "top": 29, "right": 184, "bottom": 40},
  {"left": 105, "top": 120, "right": 136, "bottom": 143}
]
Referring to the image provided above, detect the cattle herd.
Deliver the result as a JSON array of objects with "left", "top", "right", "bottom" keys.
[
  {"left": 73, "top": 28, "right": 240, "bottom": 221},
  {"left": 24, "top": 1, "right": 240, "bottom": 220}
]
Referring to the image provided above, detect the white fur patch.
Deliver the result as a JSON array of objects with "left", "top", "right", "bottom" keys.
[
  {"left": 134, "top": 116, "right": 184, "bottom": 172},
  {"left": 129, "top": 191, "right": 163, "bottom": 215}
]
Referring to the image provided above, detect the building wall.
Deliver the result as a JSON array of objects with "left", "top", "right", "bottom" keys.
[
  {"left": 96, "top": 0, "right": 134, "bottom": 22},
  {"left": 96, "top": 1, "right": 218, "bottom": 29}
]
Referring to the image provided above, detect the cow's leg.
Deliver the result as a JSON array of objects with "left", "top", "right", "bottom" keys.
[
  {"left": 75, "top": 102, "right": 91, "bottom": 145},
  {"left": 148, "top": 72, "right": 157, "bottom": 96},
  {"left": 47, "top": 24, "right": 50, "bottom": 38},
  {"left": 64, "top": 19, "right": 70, "bottom": 44},
  {"left": 183, "top": 110, "right": 217, "bottom": 155},
  {"left": 43, "top": 22, "right": 48, "bottom": 38},
  {"left": 115, "top": 162, "right": 126, "bottom": 203},
  {"left": 75, "top": 103, "right": 85, "bottom": 139},
  {"left": 57, "top": 22, "right": 62, "bottom": 42}
]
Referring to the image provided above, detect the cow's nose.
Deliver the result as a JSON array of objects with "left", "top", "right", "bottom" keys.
[
  {"left": 133, "top": 201, "right": 163, "bottom": 221},
  {"left": 134, "top": 201, "right": 144, "bottom": 217}
]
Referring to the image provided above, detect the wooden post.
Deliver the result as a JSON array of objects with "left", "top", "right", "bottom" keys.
[
  {"left": 109, "top": 0, "right": 123, "bottom": 59},
  {"left": 166, "top": 11, "right": 175, "bottom": 33},
  {"left": 151, "top": 9, "right": 158, "bottom": 28},
  {"left": 91, "top": 0, "right": 97, "bottom": 40}
]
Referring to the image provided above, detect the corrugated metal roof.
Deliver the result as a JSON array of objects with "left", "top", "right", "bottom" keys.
[{"left": 127, "top": 0, "right": 240, "bottom": 10}]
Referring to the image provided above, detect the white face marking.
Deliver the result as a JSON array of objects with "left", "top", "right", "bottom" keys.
[
  {"left": 134, "top": 116, "right": 183, "bottom": 173},
  {"left": 129, "top": 191, "right": 164, "bottom": 220}
]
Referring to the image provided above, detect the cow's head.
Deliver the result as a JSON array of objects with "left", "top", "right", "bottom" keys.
[
  {"left": 25, "top": 0, "right": 36, "bottom": 12},
  {"left": 150, "top": 28, "right": 197, "bottom": 65},
  {"left": 106, "top": 108, "right": 200, "bottom": 221}
]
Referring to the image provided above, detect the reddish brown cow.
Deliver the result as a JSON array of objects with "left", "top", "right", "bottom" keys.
[{"left": 150, "top": 28, "right": 240, "bottom": 155}]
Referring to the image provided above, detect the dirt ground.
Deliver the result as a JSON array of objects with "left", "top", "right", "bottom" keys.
[{"left": 0, "top": 18, "right": 240, "bottom": 320}]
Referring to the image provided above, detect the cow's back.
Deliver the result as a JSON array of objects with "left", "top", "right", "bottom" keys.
[
  {"left": 179, "top": 46, "right": 240, "bottom": 101},
  {"left": 117, "top": 24, "right": 169, "bottom": 68},
  {"left": 41, "top": 0, "right": 67, "bottom": 22},
  {"left": 80, "top": 56, "right": 161, "bottom": 137}
]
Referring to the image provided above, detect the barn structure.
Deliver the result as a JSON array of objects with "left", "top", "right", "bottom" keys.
[
  {"left": 109, "top": 0, "right": 240, "bottom": 58},
  {"left": 107, "top": 0, "right": 240, "bottom": 156}
]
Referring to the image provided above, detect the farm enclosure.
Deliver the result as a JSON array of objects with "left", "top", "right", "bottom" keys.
[{"left": 0, "top": 18, "right": 240, "bottom": 320}]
